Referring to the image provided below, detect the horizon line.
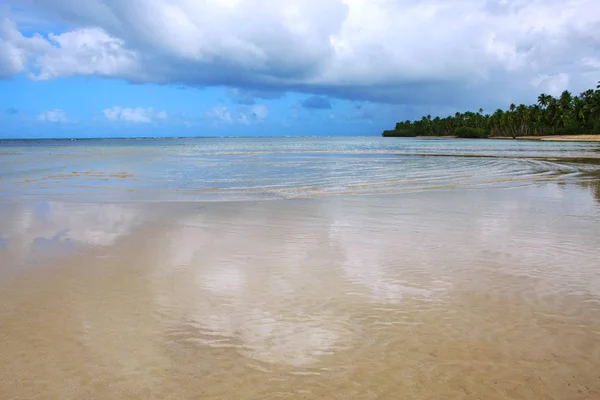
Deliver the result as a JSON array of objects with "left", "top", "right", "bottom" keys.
[{"left": 0, "top": 135, "right": 382, "bottom": 141}]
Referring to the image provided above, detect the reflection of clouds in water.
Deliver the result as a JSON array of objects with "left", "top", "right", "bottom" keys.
[
  {"left": 48, "top": 203, "right": 141, "bottom": 247},
  {"left": 155, "top": 212, "right": 353, "bottom": 368},
  {"left": 1, "top": 205, "right": 55, "bottom": 241},
  {"left": 1, "top": 202, "right": 141, "bottom": 247},
  {"left": 201, "top": 264, "right": 246, "bottom": 298},
  {"left": 193, "top": 308, "right": 347, "bottom": 367},
  {"left": 162, "top": 216, "right": 209, "bottom": 268},
  {"left": 476, "top": 211, "right": 512, "bottom": 243},
  {"left": 328, "top": 215, "right": 434, "bottom": 304},
  {"left": 238, "top": 311, "right": 345, "bottom": 367},
  {"left": 0, "top": 202, "right": 142, "bottom": 273}
]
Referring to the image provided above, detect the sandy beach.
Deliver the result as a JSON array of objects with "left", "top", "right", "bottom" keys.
[
  {"left": 491, "top": 134, "right": 600, "bottom": 141},
  {"left": 1, "top": 137, "right": 600, "bottom": 400},
  {"left": 414, "top": 134, "right": 600, "bottom": 141}
]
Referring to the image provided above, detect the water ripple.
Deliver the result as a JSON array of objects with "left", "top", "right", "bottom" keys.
[{"left": 1, "top": 137, "right": 599, "bottom": 202}]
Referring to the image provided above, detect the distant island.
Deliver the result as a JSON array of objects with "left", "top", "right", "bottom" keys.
[{"left": 383, "top": 82, "right": 600, "bottom": 139}]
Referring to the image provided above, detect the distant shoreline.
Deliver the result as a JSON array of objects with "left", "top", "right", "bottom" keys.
[
  {"left": 489, "top": 135, "right": 600, "bottom": 142},
  {"left": 388, "top": 134, "right": 600, "bottom": 142},
  {"left": 415, "top": 135, "right": 457, "bottom": 139}
]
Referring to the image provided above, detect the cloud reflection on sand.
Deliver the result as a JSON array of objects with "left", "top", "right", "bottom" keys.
[
  {"left": 0, "top": 202, "right": 141, "bottom": 247},
  {"left": 153, "top": 209, "right": 355, "bottom": 368},
  {"left": 1, "top": 183, "right": 600, "bottom": 398},
  {"left": 0, "top": 202, "right": 142, "bottom": 275},
  {"left": 328, "top": 215, "right": 437, "bottom": 304}
]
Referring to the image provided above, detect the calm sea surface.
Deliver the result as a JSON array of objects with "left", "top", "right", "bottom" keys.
[
  {"left": 1, "top": 137, "right": 600, "bottom": 399},
  {"left": 1, "top": 136, "right": 599, "bottom": 201}
]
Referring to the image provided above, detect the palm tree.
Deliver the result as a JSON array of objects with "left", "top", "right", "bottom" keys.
[
  {"left": 538, "top": 93, "right": 551, "bottom": 109},
  {"left": 383, "top": 81, "right": 600, "bottom": 138}
]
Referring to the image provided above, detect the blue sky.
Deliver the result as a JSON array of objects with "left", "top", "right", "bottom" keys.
[
  {"left": 0, "top": 74, "right": 409, "bottom": 138},
  {"left": 1, "top": 1, "right": 598, "bottom": 138},
  {"left": 0, "top": 75, "right": 380, "bottom": 137}
]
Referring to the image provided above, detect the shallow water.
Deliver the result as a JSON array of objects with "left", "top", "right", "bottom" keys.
[
  {"left": 1, "top": 138, "right": 600, "bottom": 399},
  {"left": 1, "top": 137, "right": 599, "bottom": 201}
]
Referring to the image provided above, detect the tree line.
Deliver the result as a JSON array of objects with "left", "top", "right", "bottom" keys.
[{"left": 383, "top": 82, "right": 600, "bottom": 138}]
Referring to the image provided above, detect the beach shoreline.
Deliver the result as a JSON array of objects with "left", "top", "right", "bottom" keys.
[
  {"left": 490, "top": 134, "right": 600, "bottom": 142},
  {"left": 388, "top": 134, "right": 600, "bottom": 141},
  {"left": 415, "top": 135, "right": 457, "bottom": 138}
]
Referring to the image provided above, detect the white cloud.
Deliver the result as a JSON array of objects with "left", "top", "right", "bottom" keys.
[
  {"left": 1, "top": 0, "right": 600, "bottom": 108},
  {"left": 206, "top": 106, "right": 233, "bottom": 124},
  {"left": 37, "top": 109, "right": 67, "bottom": 122},
  {"left": 251, "top": 104, "right": 268, "bottom": 120},
  {"left": 103, "top": 106, "right": 167, "bottom": 123},
  {"left": 530, "top": 73, "right": 571, "bottom": 97},
  {"left": 32, "top": 28, "right": 138, "bottom": 81},
  {"left": 206, "top": 104, "right": 268, "bottom": 125},
  {"left": 0, "top": 18, "right": 49, "bottom": 79}
]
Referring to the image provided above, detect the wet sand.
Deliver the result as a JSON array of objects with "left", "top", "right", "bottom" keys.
[{"left": 1, "top": 184, "right": 600, "bottom": 399}]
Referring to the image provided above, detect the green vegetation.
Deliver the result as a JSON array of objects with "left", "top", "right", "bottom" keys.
[{"left": 383, "top": 82, "right": 600, "bottom": 138}]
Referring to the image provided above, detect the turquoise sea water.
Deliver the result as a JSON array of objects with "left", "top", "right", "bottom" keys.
[{"left": 1, "top": 137, "right": 599, "bottom": 202}]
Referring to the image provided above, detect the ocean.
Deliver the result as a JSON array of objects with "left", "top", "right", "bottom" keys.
[{"left": 1, "top": 136, "right": 599, "bottom": 201}]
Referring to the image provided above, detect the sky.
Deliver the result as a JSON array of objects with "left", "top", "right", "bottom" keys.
[{"left": 0, "top": 0, "right": 599, "bottom": 138}]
